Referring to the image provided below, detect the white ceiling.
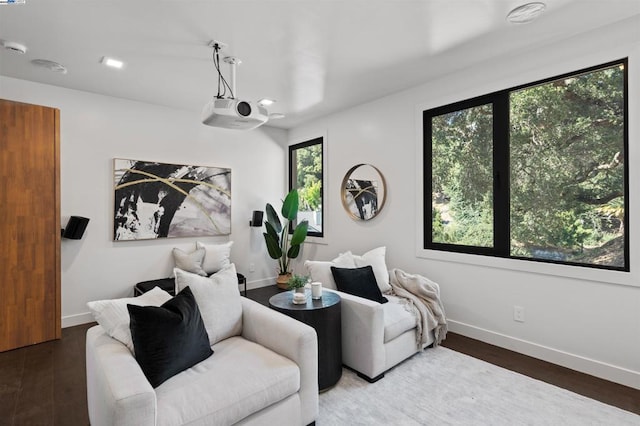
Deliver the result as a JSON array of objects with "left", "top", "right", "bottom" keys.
[{"left": 1, "top": 0, "right": 639, "bottom": 129}]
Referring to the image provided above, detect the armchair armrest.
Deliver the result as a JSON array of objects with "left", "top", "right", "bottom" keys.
[
  {"left": 240, "top": 298, "right": 319, "bottom": 425},
  {"left": 324, "top": 289, "right": 386, "bottom": 379},
  {"left": 86, "top": 326, "right": 156, "bottom": 426}
]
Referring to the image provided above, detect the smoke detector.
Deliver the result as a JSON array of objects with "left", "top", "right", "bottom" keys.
[{"left": 1, "top": 40, "right": 27, "bottom": 54}]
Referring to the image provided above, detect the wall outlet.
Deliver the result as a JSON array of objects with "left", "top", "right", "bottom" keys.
[
  {"left": 513, "top": 306, "right": 525, "bottom": 322},
  {"left": 249, "top": 263, "right": 255, "bottom": 273}
]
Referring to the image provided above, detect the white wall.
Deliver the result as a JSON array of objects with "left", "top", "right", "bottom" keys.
[
  {"left": 290, "top": 18, "right": 640, "bottom": 389},
  {"left": 0, "top": 76, "right": 288, "bottom": 327}
]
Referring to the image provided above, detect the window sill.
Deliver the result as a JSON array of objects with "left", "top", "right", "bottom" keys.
[
  {"left": 304, "top": 235, "right": 328, "bottom": 246},
  {"left": 415, "top": 248, "right": 638, "bottom": 288}
]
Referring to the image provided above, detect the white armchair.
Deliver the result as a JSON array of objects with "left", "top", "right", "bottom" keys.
[
  {"left": 305, "top": 248, "right": 437, "bottom": 382},
  {"left": 329, "top": 289, "right": 434, "bottom": 382},
  {"left": 86, "top": 266, "right": 319, "bottom": 426},
  {"left": 87, "top": 297, "right": 318, "bottom": 425}
]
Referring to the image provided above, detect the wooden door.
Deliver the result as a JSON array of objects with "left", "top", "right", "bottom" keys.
[{"left": 1, "top": 99, "right": 61, "bottom": 352}]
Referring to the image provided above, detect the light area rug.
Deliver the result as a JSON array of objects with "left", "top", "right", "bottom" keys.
[{"left": 319, "top": 347, "right": 639, "bottom": 425}]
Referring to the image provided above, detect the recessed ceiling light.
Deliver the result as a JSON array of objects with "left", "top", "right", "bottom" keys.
[
  {"left": 101, "top": 56, "right": 124, "bottom": 69},
  {"left": 31, "top": 59, "right": 67, "bottom": 74},
  {"left": 1, "top": 40, "right": 27, "bottom": 54},
  {"left": 507, "top": 2, "right": 546, "bottom": 24},
  {"left": 258, "top": 98, "right": 275, "bottom": 106}
]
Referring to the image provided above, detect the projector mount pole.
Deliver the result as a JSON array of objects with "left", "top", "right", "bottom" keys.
[
  {"left": 223, "top": 56, "right": 241, "bottom": 99},
  {"left": 207, "top": 40, "right": 241, "bottom": 100}
]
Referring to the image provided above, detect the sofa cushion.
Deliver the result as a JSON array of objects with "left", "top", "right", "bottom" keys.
[
  {"left": 383, "top": 295, "right": 418, "bottom": 343},
  {"left": 304, "top": 252, "right": 356, "bottom": 290},
  {"left": 155, "top": 336, "right": 300, "bottom": 426},
  {"left": 349, "top": 246, "right": 391, "bottom": 294},
  {"left": 128, "top": 287, "right": 213, "bottom": 388},
  {"left": 87, "top": 286, "right": 173, "bottom": 352},
  {"left": 331, "top": 265, "right": 388, "bottom": 304},
  {"left": 174, "top": 264, "right": 242, "bottom": 346},
  {"left": 172, "top": 247, "right": 207, "bottom": 276},
  {"left": 196, "top": 241, "right": 233, "bottom": 274}
]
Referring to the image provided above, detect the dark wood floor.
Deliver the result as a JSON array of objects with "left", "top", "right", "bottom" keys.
[
  {"left": 0, "top": 322, "right": 89, "bottom": 426},
  {"left": 1, "top": 285, "right": 638, "bottom": 425}
]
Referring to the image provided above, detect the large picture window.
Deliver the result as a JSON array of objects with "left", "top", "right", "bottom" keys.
[
  {"left": 424, "top": 60, "right": 628, "bottom": 271},
  {"left": 289, "top": 137, "right": 323, "bottom": 237}
]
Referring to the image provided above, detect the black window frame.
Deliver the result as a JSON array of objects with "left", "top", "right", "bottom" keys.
[
  {"left": 423, "top": 59, "right": 629, "bottom": 272},
  {"left": 289, "top": 137, "right": 324, "bottom": 238}
]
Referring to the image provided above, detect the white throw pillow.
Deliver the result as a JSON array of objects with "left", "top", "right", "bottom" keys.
[
  {"left": 172, "top": 247, "right": 207, "bottom": 276},
  {"left": 87, "top": 286, "right": 173, "bottom": 352},
  {"left": 349, "top": 246, "right": 391, "bottom": 293},
  {"left": 195, "top": 241, "right": 233, "bottom": 274},
  {"left": 174, "top": 263, "right": 242, "bottom": 346},
  {"left": 304, "top": 252, "right": 357, "bottom": 290}
]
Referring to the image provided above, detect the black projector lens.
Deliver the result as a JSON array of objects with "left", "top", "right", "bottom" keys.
[{"left": 236, "top": 101, "right": 252, "bottom": 117}]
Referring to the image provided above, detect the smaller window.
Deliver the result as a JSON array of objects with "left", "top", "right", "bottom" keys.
[{"left": 289, "top": 137, "right": 323, "bottom": 237}]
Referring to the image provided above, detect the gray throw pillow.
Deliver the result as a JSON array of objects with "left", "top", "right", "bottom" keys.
[{"left": 172, "top": 247, "right": 207, "bottom": 276}]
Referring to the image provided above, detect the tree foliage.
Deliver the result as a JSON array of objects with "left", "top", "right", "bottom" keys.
[
  {"left": 431, "top": 64, "right": 625, "bottom": 267},
  {"left": 432, "top": 103, "right": 494, "bottom": 247},
  {"left": 294, "top": 143, "right": 322, "bottom": 211}
]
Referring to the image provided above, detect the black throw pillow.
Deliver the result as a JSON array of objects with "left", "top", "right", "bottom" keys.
[
  {"left": 128, "top": 286, "right": 213, "bottom": 388},
  {"left": 330, "top": 265, "right": 388, "bottom": 304}
]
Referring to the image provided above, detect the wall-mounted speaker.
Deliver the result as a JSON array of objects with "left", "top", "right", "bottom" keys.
[
  {"left": 62, "top": 216, "right": 90, "bottom": 240},
  {"left": 249, "top": 210, "right": 263, "bottom": 227}
]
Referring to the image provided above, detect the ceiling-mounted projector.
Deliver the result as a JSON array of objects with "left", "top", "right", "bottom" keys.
[
  {"left": 202, "top": 41, "right": 270, "bottom": 130},
  {"left": 202, "top": 99, "right": 268, "bottom": 130}
]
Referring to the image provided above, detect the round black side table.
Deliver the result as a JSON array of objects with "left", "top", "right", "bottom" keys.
[{"left": 269, "top": 290, "right": 341, "bottom": 391}]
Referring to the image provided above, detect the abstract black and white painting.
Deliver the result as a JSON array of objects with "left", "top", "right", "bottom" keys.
[
  {"left": 345, "top": 179, "right": 378, "bottom": 220},
  {"left": 113, "top": 159, "right": 231, "bottom": 241}
]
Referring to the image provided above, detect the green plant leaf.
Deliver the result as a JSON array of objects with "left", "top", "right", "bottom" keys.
[
  {"left": 281, "top": 189, "right": 299, "bottom": 221},
  {"left": 263, "top": 230, "right": 282, "bottom": 260},
  {"left": 265, "top": 203, "right": 282, "bottom": 234},
  {"left": 290, "top": 220, "right": 308, "bottom": 246},
  {"left": 287, "top": 244, "right": 301, "bottom": 259},
  {"left": 265, "top": 220, "right": 278, "bottom": 240}
]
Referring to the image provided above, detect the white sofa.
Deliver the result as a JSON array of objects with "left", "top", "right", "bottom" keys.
[
  {"left": 86, "top": 289, "right": 319, "bottom": 425},
  {"left": 305, "top": 248, "right": 438, "bottom": 382}
]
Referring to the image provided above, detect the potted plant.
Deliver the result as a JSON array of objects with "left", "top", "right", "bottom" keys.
[
  {"left": 287, "top": 274, "right": 309, "bottom": 304},
  {"left": 287, "top": 274, "right": 309, "bottom": 291},
  {"left": 263, "top": 189, "right": 309, "bottom": 289}
]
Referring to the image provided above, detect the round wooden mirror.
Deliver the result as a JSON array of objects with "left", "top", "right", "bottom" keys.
[{"left": 340, "top": 164, "right": 387, "bottom": 221}]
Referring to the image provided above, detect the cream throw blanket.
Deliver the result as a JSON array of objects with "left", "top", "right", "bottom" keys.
[{"left": 389, "top": 268, "right": 448, "bottom": 347}]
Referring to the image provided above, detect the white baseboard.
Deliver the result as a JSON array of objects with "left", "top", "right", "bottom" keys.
[
  {"left": 62, "top": 312, "right": 95, "bottom": 328},
  {"left": 447, "top": 319, "right": 640, "bottom": 390},
  {"left": 245, "top": 276, "right": 277, "bottom": 291}
]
